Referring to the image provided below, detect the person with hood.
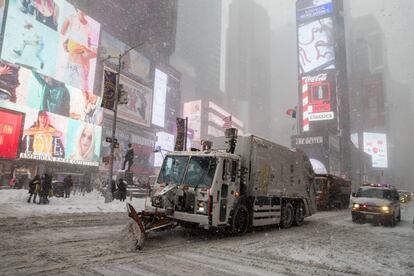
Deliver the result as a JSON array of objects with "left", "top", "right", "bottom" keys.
[
  {"left": 117, "top": 178, "right": 127, "bottom": 202},
  {"left": 28, "top": 174, "right": 40, "bottom": 203}
]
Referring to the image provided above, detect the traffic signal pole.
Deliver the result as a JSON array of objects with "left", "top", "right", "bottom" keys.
[
  {"left": 104, "top": 42, "right": 145, "bottom": 203},
  {"left": 105, "top": 54, "right": 122, "bottom": 203}
]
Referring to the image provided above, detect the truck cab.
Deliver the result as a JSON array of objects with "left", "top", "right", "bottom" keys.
[{"left": 152, "top": 151, "right": 243, "bottom": 230}]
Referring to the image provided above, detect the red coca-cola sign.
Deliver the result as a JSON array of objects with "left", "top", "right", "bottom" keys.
[{"left": 0, "top": 109, "right": 25, "bottom": 159}]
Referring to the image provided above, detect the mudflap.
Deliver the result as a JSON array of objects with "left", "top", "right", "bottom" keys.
[{"left": 126, "top": 203, "right": 177, "bottom": 249}]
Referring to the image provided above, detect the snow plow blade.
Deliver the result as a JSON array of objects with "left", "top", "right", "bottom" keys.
[{"left": 126, "top": 203, "right": 176, "bottom": 249}]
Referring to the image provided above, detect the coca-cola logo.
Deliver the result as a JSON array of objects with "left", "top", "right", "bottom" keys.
[{"left": 303, "top": 73, "right": 328, "bottom": 83}]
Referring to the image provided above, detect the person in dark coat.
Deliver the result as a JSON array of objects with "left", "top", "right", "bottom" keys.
[
  {"left": 117, "top": 178, "right": 127, "bottom": 202},
  {"left": 63, "top": 175, "right": 73, "bottom": 198},
  {"left": 28, "top": 175, "right": 40, "bottom": 203},
  {"left": 40, "top": 173, "right": 52, "bottom": 204},
  {"left": 111, "top": 180, "right": 116, "bottom": 200}
]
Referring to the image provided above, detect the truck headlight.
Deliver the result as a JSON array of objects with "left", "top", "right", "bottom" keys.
[
  {"left": 380, "top": 206, "right": 390, "bottom": 213},
  {"left": 352, "top": 203, "right": 360, "bottom": 210},
  {"left": 197, "top": 201, "right": 207, "bottom": 214}
]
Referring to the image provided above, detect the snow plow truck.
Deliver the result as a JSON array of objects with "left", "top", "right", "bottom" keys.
[{"left": 126, "top": 128, "right": 317, "bottom": 249}]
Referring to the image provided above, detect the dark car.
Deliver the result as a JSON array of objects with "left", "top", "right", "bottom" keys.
[
  {"left": 52, "top": 181, "right": 65, "bottom": 197},
  {"left": 351, "top": 183, "right": 401, "bottom": 227}
]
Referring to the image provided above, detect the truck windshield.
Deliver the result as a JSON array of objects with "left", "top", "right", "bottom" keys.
[
  {"left": 183, "top": 156, "right": 217, "bottom": 188},
  {"left": 356, "top": 188, "right": 392, "bottom": 200},
  {"left": 157, "top": 156, "right": 189, "bottom": 185}
]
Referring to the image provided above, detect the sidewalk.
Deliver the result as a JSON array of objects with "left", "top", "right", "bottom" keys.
[{"left": 0, "top": 190, "right": 147, "bottom": 218}]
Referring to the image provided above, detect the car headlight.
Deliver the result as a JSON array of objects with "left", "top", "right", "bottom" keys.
[
  {"left": 380, "top": 206, "right": 390, "bottom": 213},
  {"left": 352, "top": 203, "right": 360, "bottom": 209},
  {"left": 197, "top": 201, "right": 207, "bottom": 214}
]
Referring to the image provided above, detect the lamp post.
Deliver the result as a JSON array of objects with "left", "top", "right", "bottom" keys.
[{"left": 105, "top": 42, "right": 146, "bottom": 203}]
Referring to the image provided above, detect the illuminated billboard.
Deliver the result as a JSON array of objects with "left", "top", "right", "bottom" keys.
[
  {"left": 301, "top": 71, "right": 336, "bottom": 131},
  {"left": 152, "top": 69, "right": 167, "bottom": 127},
  {"left": 99, "top": 31, "right": 151, "bottom": 81},
  {"left": 154, "top": 131, "right": 175, "bottom": 167},
  {"left": 0, "top": 102, "right": 101, "bottom": 166},
  {"left": 183, "top": 100, "right": 202, "bottom": 141},
  {"left": 297, "top": 0, "right": 333, "bottom": 22},
  {"left": 0, "top": 109, "right": 24, "bottom": 159},
  {"left": 363, "top": 132, "right": 388, "bottom": 168},
  {"left": 0, "top": 1, "right": 103, "bottom": 166},
  {"left": 298, "top": 16, "right": 335, "bottom": 74},
  {"left": 1, "top": 0, "right": 101, "bottom": 93}
]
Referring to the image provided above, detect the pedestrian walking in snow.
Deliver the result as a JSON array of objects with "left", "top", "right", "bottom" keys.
[
  {"left": 40, "top": 173, "right": 52, "bottom": 204},
  {"left": 111, "top": 179, "right": 116, "bottom": 200},
  {"left": 117, "top": 178, "right": 127, "bottom": 202},
  {"left": 63, "top": 175, "right": 73, "bottom": 198},
  {"left": 27, "top": 175, "right": 40, "bottom": 203}
]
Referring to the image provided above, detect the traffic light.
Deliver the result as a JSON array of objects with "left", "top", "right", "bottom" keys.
[{"left": 106, "top": 137, "right": 118, "bottom": 143}]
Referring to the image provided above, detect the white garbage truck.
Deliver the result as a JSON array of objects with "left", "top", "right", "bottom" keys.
[{"left": 127, "top": 129, "right": 317, "bottom": 247}]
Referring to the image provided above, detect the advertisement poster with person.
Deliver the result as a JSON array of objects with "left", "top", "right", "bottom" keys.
[
  {"left": 65, "top": 120, "right": 101, "bottom": 163},
  {"left": 1, "top": 0, "right": 101, "bottom": 93},
  {"left": 116, "top": 73, "right": 153, "bottom": 127},
  {"left": 2, "top": 0, "right": 59, "bottom": 77},
  {"left": 21, "top": 109, "right": 67, "bottom": 159},
  {"left": 56, "top": 1, "right": 100, "bottom": 93}
]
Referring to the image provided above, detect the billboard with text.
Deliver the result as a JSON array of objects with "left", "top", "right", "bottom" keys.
[
  {"left": 363, "top": 132, "right": 388, "bottom": 168},
  {"left": 0, "top": 109, "right": 24, "bottom": 159}
]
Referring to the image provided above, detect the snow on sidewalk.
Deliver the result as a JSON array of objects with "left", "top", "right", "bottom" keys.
[{"left": 0, "top": 190, "right": 147, "bottom": 218}]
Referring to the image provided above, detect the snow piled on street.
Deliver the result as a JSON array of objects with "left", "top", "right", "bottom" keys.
[{"left": 0, "top": 190, "right": 147, "bottom": 218}]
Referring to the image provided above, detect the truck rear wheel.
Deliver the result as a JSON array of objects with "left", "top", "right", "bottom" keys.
[
  {"left": 281, "top": 202, "right": 294, "bottom": 228},
  {"left": 231, "top": 204, "right": 249, "bottom": 234},
  {"left": 293, "top": 202, "right": 305, "bottom": 226}
]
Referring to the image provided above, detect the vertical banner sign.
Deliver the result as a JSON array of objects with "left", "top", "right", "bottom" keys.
[
  {"left": 0, "top": 109, "right": 25, "bottom": 159},
  {"left": 101, "top": 70, "right": 117, "bottom": 110},
  {"left": 302, "top": 79, "right": 310, "bottom": 131},
  {"left": 175, "top": 117, "right": 186, "bottom": 151}
]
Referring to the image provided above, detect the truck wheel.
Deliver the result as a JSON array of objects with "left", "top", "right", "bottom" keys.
[
  {"left": 281, "top": 202, "right": 294, "bottom": 228},
  {"left": 293, "top": 202, "right": 305, "bottom": 226},
  {"left": 231, "top": 204, "right": 249, "bottom": 234}
]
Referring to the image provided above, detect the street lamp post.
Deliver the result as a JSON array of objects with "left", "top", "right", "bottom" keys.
[{"left": 104, "top": 42, "right": 146, "bottom": 203}]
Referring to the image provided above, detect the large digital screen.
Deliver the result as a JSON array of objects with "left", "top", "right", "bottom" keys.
[
  {"left": 301, "top": 71, "right": 336, "bottom": 131},
  {"left": 183, "top": 100, "right": 202, "bottom": 142},
  {"left": 154, "top": 131, "right": 175, "bottom": 167},
  {"left": 363, "top": 132, "right": 388, "bottom": 168},
  {"left": 0, "top": 108, "right": 24, "bottom": 159},
  {"left": 1, "top": 0, "right": 100, "bottom": 93},
  {"left": 0, "top": 0, "right": 102, "bottom": 166},
  {"left": 298, "top": 17, "right": 335, "bottom": 74},
  {"left": 297, "top": 0, "right": 333, "bottom": 22},
  {"left": 0, "top": 102, "right": 102, "bottom": 166},
  {"left": 99, "top": 31, "right": 151, "bottom": 81},
  {"left": 152, "top": 69, "right": 167, "bottom": 127}
]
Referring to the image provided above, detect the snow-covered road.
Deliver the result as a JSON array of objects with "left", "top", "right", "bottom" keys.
[{"left": 0, "top": 191, "right": 413, "bottom": 275}]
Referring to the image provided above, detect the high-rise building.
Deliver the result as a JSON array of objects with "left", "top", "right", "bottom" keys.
[
  {"left": 171, "top": 0, "right": 223, "bottom": 103},
  {"left": 224, "top": 0, "right": 272, "bottom": 138}
]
